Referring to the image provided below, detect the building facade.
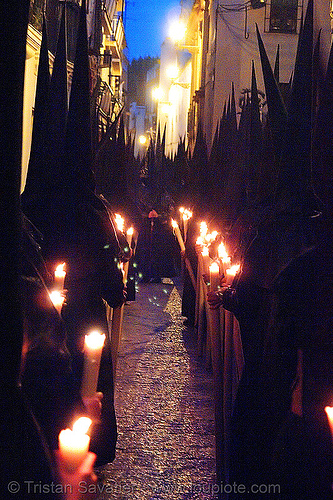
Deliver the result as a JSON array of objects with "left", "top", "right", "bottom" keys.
[
  {"left": 157, "top": 0, "right": 333, "bottom": 155},
  {"left": 23, "top": 0, "right": 127, "bottom": 190}
]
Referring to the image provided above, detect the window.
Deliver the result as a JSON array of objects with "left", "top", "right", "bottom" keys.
[{"left": 268, "top": 0, "right": 298, "bottom": 33}]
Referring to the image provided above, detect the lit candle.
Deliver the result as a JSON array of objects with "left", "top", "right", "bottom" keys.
[
  {"left": 81, "top": 330, "right": 106, "bottom": 398},
  {"left": 209, "top": 261, "right": 220, "bottom": 291},
  {"left": 171, "top": 219, "right": 185, "bottom": 252},
  {"left": 114, "top": 213, "right": 125, "bottom": 233},
  {"left": 218, "top": 242, "right": 231, "bottom": 274},
  {"left": 126, "top": 226, "right": 134, "bottom": 248},
  {"left": 325, "top": 406, "right": 333, "bottom": 440},
  {"left": 201, "top": 246, "right": 211, "bottom": 276},
  {"left": 54, "top": 263, "right": 66, "bottom": 291},
  {"left": 182, "top": 209, "right": 193, "bottom": 242},
  {"left": 196, "top": 236, "right": 204, "bottom": 248},
  {"left": 49, "top": 290, "right": 65, "bottom": 314},
  {"left": 225, "top": 264, "right": 240, "bottom": 285},
  {"left": 199, "top": 222, "right": 208, "bottom": 246},
  {"left": 58, "top": 417, "right": 92, "bottom": 472}
]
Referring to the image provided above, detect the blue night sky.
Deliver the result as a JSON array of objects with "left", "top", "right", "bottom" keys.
[{"left": 125, "top": 0, "right": 182, "bottom": 60}]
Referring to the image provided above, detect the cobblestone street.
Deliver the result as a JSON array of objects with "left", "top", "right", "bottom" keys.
[{"left": 97, "top": 278, "right": 217, "bottom": 499}]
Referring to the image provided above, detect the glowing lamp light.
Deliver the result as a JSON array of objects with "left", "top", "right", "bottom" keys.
[
  {"left": 169, "top": 19, "right": 187, "bottom": 43},
  {"left": 58, "top": 417, "right": 92, "bottom": 472},
  {"left": 152, "top": 87, "right": 164, "bottom": 101},
  {"left": 160, "top": 102, "right": 171, "bottom": 114},
  {"left": 114, "top": 213, "right": 125, "bottom": 233},
  {"left": 138, "top": 135, "right": 147, "bottom": 145},
  {"left": 199, "top": 221, "right": 208, "bottom": 238},
  {"left": 166, "top": 64, "right": 179, "bottom": 80}
]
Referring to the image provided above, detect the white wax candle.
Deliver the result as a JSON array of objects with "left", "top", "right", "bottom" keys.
[
  {"left": 58, "top": 417, "right": 92, "bottom": 472},
  {"left": 49, "top": 290, "right": 65, "bottom": 314},
  {"left": 172, "top": 219, "right": 185, "bottom": 252},
  {"left": 81, "top": 330, "right": 106, "bottom": 398},
  {"left": 201, "top": 246, "right": 211, "bottom": 276},
  {"left": 209, "top": 261, "right": 220, "bottom": 291},
  {"left": 54, "top": 263, "right": 66, "bottom": 291},
  {"left": 225, "top": 264, "right": 240, "bottom": 285},
  {"left": 325, "top": 406, "right": 333, "bottom": 440},
  {"left": 127, "top": 226, "right": 134, "bottom": 247}
]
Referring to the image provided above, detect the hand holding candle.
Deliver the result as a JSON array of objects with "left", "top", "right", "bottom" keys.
[
  {"left": 171, "top": 219, "right": 185, "bottom": 252},
  {"left": 81, "top": 330, "right": 106, "bottom": 398},
  {"left": 58, "top": 417, "right": 92, "bottom": 472},
  {"left": 49, "top": 290, "right": 65, "bottom": 314}
]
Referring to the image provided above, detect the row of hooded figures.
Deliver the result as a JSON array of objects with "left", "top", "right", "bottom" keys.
[
  {"left": 2, "top": 1, "right": 136, "bottom": 499},
  {"left": 178, "top": 0, "right": 333, "bottom": 497}
]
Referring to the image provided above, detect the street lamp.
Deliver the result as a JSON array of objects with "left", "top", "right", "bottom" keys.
[
  {"left": 168, "top": 19, "right": 187, "bottom": 43},
  {"left": 152, "top": 87, "right": 164, "bottom": 101},
  {"left": 166, "top": 64, "right": 190, "bottom": 89},
  {"left": 166, "top": 64, "right": 180, "bottom": 80},
  {"left": 138, "top": 135, "right": 147, "bottom": 145},
  {"left": 167, "top": 18, "right": 199, "bottom": 52}
]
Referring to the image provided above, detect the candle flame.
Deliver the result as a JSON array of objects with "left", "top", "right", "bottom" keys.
[
  {"left": 127, "top": 226, "right": 134, "bottom": 236},
  {"left": 114, "top": 213, "right": 125, "bottom": 233},
  {"left": 55, "top": 263, "right": 66, "bottom": 278},
  {"left": 171, "top": 219, "right": 178, "bottom": 229},
  {"left": 210, "top": 261, "right": 220, "bottom": 274},
  {"left": 226, "top": 264, "right": 240, "bottom": 277},
  {"left": 325, "top": 406, "right": 333, "bottom": 420},
  {"left": 72, "top": 417, "right": 92, "bottom": 435},
  {"left": 182, "top": 209, "right": 193, "bottom": 221},
  {"left": 218, "top": 243, "right": 231, "bottom": 264},
  {"left": 84, "top": 330, "right": 106, "bottom": 350},
  {"left": 179, "top": 207, "right": 185, "bottom": 214},
  {"left": 199, "top": 221, "right": 208, "bottom": 238},
  {"left": 196, "top": 236, "right": 204, "bottom": 246},
  {"left": 202, "top": 246, "right": 209, "bottom": 257}
]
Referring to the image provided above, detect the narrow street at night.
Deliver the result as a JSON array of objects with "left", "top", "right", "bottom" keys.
[{"left": 97, "top": 279, "right": 217, "bottom": 500}]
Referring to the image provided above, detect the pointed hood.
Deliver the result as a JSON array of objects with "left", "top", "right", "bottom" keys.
[
  {"left": 65, "top": 0, "right": 95, "bottom": 193},
  {"left": 312, "top": 37, "right": 333, "bottom": 216},
  {"left": 22, "top": 15, "right": 50, "bottom": 205},
  {"left": 45, "top": 4, "right": 68, "bottom": 188},
  {"left": 276, "top": 0, "right": 314, "bottom": 209},
  {"left": 256, "top": 24, "right": 287, "bottom": 162},
  {"left": 248, "top": 61, "right": 264, "bottom": 205},
  {"left": 273, "top": 44, "right": 280, "bottom": 83}
]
